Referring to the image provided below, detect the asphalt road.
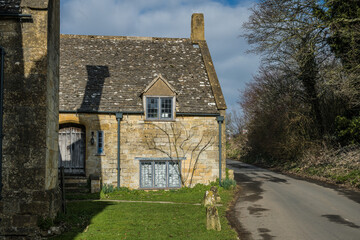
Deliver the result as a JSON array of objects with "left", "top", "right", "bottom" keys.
[{"left": 227, "top": 159, "right": 360, "bottom": 240}]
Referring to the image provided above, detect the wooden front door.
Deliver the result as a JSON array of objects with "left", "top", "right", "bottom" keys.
[{"left": 59, "top": 126, "right": 85, "bottom": 175}]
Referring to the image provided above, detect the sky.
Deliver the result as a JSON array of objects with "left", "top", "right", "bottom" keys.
[{"left": 60, "top": 0, "right": 260, "bottom": 112}]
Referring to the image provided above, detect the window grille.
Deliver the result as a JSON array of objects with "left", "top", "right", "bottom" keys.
[
  {"left": 97, "top": 131, "right": 104, "bottom": 154},
  {"left": 146, "top": 97, "right": 159, "bottom": 119},
  {"left": 140, "top": 160, "right": 181, "bottom": 188},
  {"left": 146, "top": 97, "right": 173, "bottom": 120},
  {"left": 161, "top": 98, "right": 172, "bottom": 119}
]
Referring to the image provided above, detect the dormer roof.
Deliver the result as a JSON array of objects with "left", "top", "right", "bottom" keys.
[{"left": 142, "top": 74, "right": 176, "bottom": 96}]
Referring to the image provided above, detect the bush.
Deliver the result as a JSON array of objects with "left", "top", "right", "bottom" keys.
[
  {"left": 221, "top": 178, "right": 236, "bottom": 190},
  {"left": 336, "top": 115, "right": 360, "bottom": 145},
  {"left": 101, "top": 184, "right": 115, "bottom": 194}
]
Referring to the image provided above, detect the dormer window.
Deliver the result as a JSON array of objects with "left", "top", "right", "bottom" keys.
[
  {"left": 146, "top": 97, "right": 173, "bottom": 120},
  {"left": 142, "top": 74, "right": 177, "bottom": 121}
]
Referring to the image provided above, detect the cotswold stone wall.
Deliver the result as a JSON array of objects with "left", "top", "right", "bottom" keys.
[
  {"left": 59, "top": 113, "right": 226, "bottom": 189},
  {"left": 0, "top": 0, "right": 60, "bottom": 237}
]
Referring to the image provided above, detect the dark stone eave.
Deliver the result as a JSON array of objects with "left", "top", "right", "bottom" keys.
[{"left": 194, "top": 39, "right": 227, "bottom": 110}]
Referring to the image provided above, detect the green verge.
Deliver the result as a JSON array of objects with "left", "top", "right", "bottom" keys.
[
  {"left": 52, "top": 183, "right": 238, "bottom": 240},
  {"left": 242, "top": 154, "right": 360, "bottom": 189}
]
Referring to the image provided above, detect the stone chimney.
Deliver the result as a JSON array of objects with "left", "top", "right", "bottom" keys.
[{"left": 191, "top": 13, "right": 205, "bottom": 41}]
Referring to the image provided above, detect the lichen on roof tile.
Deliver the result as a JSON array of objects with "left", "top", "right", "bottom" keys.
[
  {"left": 0, "top": 0, "right": 21, "bottom": 13},
  {"left": 60, "top": 34, "right": 220, "bottom": 113}
]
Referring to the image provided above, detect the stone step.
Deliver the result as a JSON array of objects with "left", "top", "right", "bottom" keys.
[
  {"left": 64, "top": 175, "right": 87, "bottom": 179},
  {"left": 65, "top": 182, "right": 88, "bottom": 188},
  {"left": 65, "top": 187, "right": 90, "bottom": 193},
  {"left": 61, "top": 176, "right": 90, "bottom": 193},
  {"left": 64, "top": 178, "right": 88, "bottom": 184}
]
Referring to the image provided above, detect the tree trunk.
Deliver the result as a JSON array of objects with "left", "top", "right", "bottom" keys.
[{"left": 298, "top": 44, "right": 324, "bottom": 137}]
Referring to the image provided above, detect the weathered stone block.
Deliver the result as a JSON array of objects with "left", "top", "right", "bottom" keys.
[
  {"left": 8, "top": 168, "right": 45, "bottom": 190},
  {"left": 12, "top": 215, "right": 38, "bottom": 228},
  {"left": 20, "top": 202, "right": 50, "bottom": 215},
  {"left": 91, "top": 179, "right": 101, "bottom": 193},
  {"left": 206, "top": 206, "right": 221, "bottom": 231}
]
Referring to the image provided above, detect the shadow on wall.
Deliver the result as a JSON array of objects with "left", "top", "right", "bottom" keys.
[
  {"left": 3, "top": 59, "right": 51, "bottom": 183},
  {"left": 59, "top": 66, "right": 110, "bottom": 179}
]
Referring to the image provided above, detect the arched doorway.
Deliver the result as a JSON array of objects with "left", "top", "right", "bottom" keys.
[{"left": 59, "top": 123, "right": 86, "bottom": 175}]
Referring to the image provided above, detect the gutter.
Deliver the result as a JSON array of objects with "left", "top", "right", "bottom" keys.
[
  {"left": 216, "top": 116, "right": 224, "bottom": 186},
  {"left": 60, "top": 110, "right": 220, "bottom": 117},
  {"left": 59, "top": 110, "right": 143, "bottom": 115},
  {"left": 176, "top": 112, "right": 220, "bottom": 117},
  {"left": 0, "top": 13, "right": 32, "bottom": 18},
  {"left": 0, "top": 46, "right": 5, "bottom": 198}
]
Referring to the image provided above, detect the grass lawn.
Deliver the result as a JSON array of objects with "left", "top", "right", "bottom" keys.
[
  {"left": 51, "top": 183, "right": 238, "bottom": 240},
  {"left": 66, "top": 182, "right": 235, "bottom": 203}
]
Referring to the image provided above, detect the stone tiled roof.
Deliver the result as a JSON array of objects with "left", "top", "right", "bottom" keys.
[
  {"left": 60, "top": 34, "right": 220, "bottom": 113},
  {"left": 0, "top": 0, "right": 21, "bottom": 13}
]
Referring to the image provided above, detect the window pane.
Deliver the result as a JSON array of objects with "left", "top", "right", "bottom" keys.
[
  {"left": 97, "top": 131, "right": 104, "bottom": 154},
  {"left": 147, "top": 97, "right": 158, "bottom": 119},
  {"left": 160, "top": 98, "right": 172, "bottom": 119},
  {"left": 140, "top": 162, "right": 153, "bottom": 188},
  {"left": 154, "top": 162, "right": 167, "bottom": 188},
  {"left": 168, "top": 162, "right": 181, "bottom": 187}
]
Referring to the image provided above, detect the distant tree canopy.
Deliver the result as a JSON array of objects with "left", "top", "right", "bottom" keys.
[{"left": 235, "top": 0, "right": 360, "bottom": 161}]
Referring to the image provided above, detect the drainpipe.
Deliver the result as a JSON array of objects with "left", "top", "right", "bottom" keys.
[
  {"left": 0, "top": 46, "right": 4, "bottom": 198},
  {"left": 115, "top": 113, "right": 123, "bottom": 189},
  {"left": 216, "top": 116, "right": 224, "bottom": 186}
]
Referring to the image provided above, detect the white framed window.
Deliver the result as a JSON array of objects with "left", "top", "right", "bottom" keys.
[
  {"left": 139, "top": 160, "right": 181, "bottom": 189},
  {"left": 97, "top": 131, "right": 104, "bottom": 155},
  {"left": 146, "top": 96, "right": 174, "bottom": 120}
]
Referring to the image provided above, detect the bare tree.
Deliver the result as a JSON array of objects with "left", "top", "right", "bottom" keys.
[
  {"left": 240, "top": 67, "right": 313, "bottom": 160},
  {"left": 242, "top": 0, "right": 331, "bottom": 136},
  {"left": 226, "top": 110, "right": 245, "bottom": 138},
  {"left": 144, "top": 122, "right": 214, "bottom": 187}
]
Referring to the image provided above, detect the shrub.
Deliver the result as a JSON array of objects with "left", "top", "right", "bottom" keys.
[
  {"left": 101, "top": 184, "right": 115, "bottom": 194},
  {"left": 221, "top": 178, "right": 236, "bottom": 190},
  {"left": 336, "top": 115, "right": 360, "bottom": 145}
]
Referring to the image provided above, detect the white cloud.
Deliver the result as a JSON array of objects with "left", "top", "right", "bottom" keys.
[{"left": 60, "top": 0, "right": 259, "bottom": 113}]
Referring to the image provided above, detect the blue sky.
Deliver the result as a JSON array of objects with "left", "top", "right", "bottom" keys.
[{"left": 60, "top": 0, "right": 259, "bottom": 112}]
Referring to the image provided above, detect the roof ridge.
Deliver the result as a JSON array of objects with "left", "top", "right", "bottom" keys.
[{"left": 60, "top": 34, "right": 190, "bottom": 42}]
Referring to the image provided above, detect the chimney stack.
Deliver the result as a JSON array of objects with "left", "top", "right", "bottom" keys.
[{"left": 191, "top": 13, "right": 205, "bottom": 41}]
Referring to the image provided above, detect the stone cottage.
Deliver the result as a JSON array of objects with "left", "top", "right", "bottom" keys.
[{"left": 59, "top": 14, "right": 227, "bottom": 190}]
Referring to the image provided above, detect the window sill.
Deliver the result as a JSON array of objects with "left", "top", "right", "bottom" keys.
[
  {"left": 144, "top": 119, "right": 176, "bottom": 122},
  {"left": 95, "top": 153, "right": 106, "bottom": 156},
  {"left": 139, "top": 187, "right": 181, "bottom": 190}
]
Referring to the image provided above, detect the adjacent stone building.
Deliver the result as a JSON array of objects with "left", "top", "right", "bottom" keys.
[
  {"left": 59, "top": 14, "right": 227, "bottom": 189},
  {"left": 0, "top": 0, "right": 61, "bottom": 238}
]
